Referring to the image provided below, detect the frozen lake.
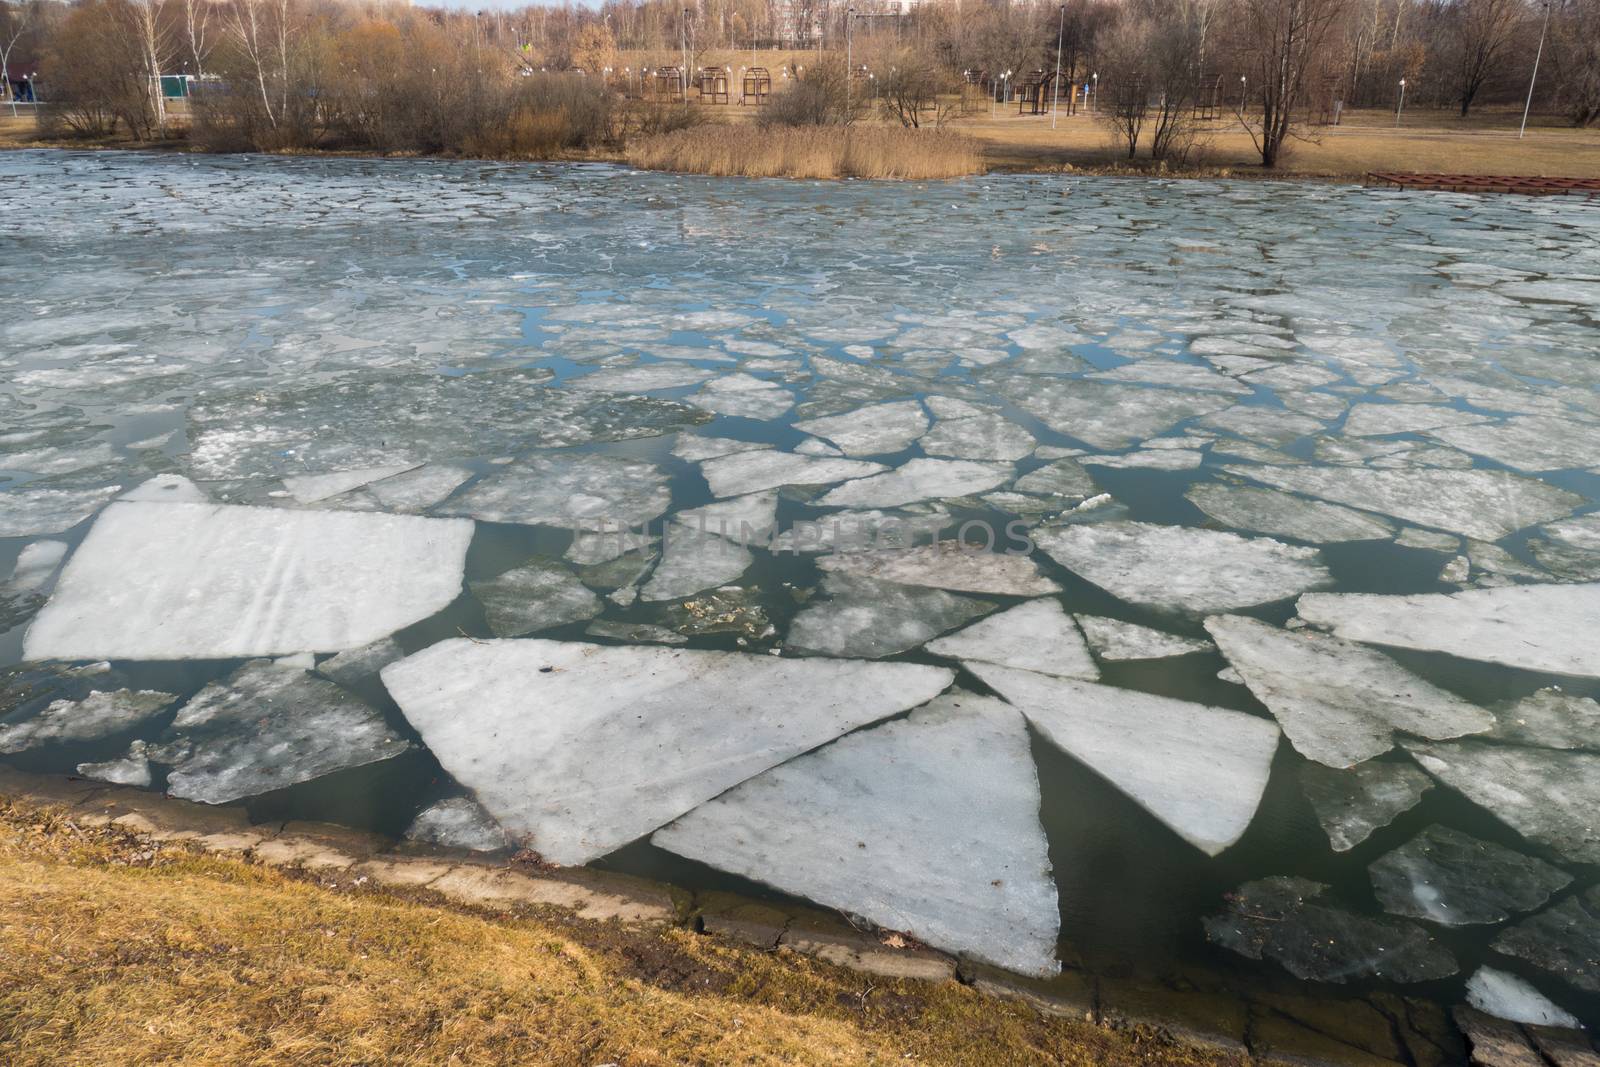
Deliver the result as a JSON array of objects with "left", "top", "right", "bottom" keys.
[{"left": 4, "top": 150, "right": 1600, "bottom": 1032}]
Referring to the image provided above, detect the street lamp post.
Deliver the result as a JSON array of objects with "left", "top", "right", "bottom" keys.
[
  {"left": 1520, "top": 0, "right": 1552, "bottom": 139},
  {"left": 1091, "top": 71, "right": 1097, "bottom": 113},
  {"left": 1238, "top": 74, "right": 1246, "bottom": 117},
  {"left": 1051, "top": 4, "right": 1064, "bottom": 130},
  {"left": 1395, "top": 78, "right": 1406, "bottom": 126},
  {"left": 846, "top": 6, "right": 854, "bottom": 120}
]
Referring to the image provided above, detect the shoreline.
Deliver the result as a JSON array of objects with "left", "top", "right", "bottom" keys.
[{"left": 0, "top": 765, "right": 1495, "bottom": 1065}]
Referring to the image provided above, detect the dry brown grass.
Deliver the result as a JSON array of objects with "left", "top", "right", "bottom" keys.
[
  {"left": 629, "top": 124, "right": 984, "bottom": 180},
  {"left": 0, "top": 797, "right": 1241, "bottom": 1067}
]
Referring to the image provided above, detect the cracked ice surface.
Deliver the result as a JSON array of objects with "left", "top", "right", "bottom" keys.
[
  {"left": 24, "top": 502, "right": 473, "bottom": 661},
  {"left": 380, "top": 639, "right": 954, "bottom": 866},
  {"left": 654, "top": 692, "right": 1062, "bottom": 977}
]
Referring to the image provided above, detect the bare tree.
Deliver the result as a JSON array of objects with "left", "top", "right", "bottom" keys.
[
  {"left": 1446, "top": 0, "right": 1524, "bottom": 115},
  {"left": 226, "top": 0, "right": 278, "bottom": 129},
  {"left": 878, "top": 45, "right": 955, "bottom": 128},
  {"left": 122, "top": 0, "right": 169, "bottom": 135},
  {"left": 1547, "top": 0, "right": 1598, "bottom": 124},
  {"left": 182, "top": 0, "right": 216, "bottom": 78},
  {"left": 1232, "top": 0, "right": 1350, "bottom": 166}
]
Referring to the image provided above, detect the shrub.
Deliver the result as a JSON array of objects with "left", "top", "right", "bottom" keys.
[{"left": 628, "top": 124, "right": 983, "bottom": 180}]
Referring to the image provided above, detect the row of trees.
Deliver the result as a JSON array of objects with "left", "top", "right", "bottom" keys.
[{"left": 6, "top": 0, "right": 1597, "bottom": 165}]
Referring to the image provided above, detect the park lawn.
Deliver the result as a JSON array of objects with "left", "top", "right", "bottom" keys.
[{"left": 0, "top": 798, "right": 1240, "bottom": 1067}]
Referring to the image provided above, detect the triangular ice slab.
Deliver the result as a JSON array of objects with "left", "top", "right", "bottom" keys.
[
  {"left": 653, "top": 692, "right": 1061, "bottom": 977},
  {"left": 969, "top": 665, "right": 1279, "bottom": 855},
  {"left": 1296, "top": 584, "right": 1600, "bottom": 680},
  {"left": 380, "top": 639, "right": 955, "bottom": 866},
  {"left": 1206, "top": 615, "right": 1495, "bottom": 768},
  {"left": 926, "top": 599, "right": 1097, "bottom": 679},
  {"left": 24, "top": 501, "right": 473, "bottom": 661},
  {"left": 1074, "top": 615, "right": 1214, "bottom": 661},
  {"left": 283, "top": 465, "right": 419, "bottom": 504}
]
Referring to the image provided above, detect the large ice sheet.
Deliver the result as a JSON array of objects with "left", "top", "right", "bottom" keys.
[
  {"left": 1491, "top": 886, "right": 1600, "bottom": 994},
  {"left": 1297, "top": 584, "right": 1600, "bottom": 679},
  {"left": 24, "top": 502, "right": 473, "bottom": 661},
  {"left": 815, "top": 545, "right": 1062, "bottom": 596},
  {"left": 926, "top": 599, "right": 1097, "bottom": 679},
  {"left": 380, "top": 638, "right": 955, "bottom": 866},
  {"left": 984, "top": 378, "right": 1234, "bottom": 449},
  {"left": 1428, "top": 415, "right": 1600, "bottom": 472},
  {"left": 654, "top": 692, "right": 1061, "bottom": 976},
  {"left": 639, "top": 525, "right": 754, "bottom": 602},
  {"left": 1205, "top": 615, "right": 1494, "bottom": 768},
  {"left": 1184, "top": 483, "right": 1393, "bottom": 543},
  {"left": 161, "top": 661, "right": 411, "bottom": 805},
  {"left": 1224, "top": 465, "right": 1581, "bottom": 542},
  {"left": 970, "top": 666, "right": 1279, "bottom": 855},
  {"left": 1405, "top": 739, "right": 1600, "bottom": 865},
  {"left": 437, "top": 454, "right": 669, "bottom": 530},
  {"left": 1034, "top": 521, "right": 1331, "bottom": 615}
]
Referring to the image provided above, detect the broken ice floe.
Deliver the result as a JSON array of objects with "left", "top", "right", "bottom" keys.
[
  {"left": 0, "top": 486, "right": 122, "bottom": 538},
  {"left": 119, "top": 474, "right": 209, "bottom": 504},
  {"left": 0, "top": 688, "right": 176, "bottom": 754},
  {"left": 379, "top": 638, "right": 954, "bottom": 866},
  {"left": 24, "top": 502, "right": 473, "bottom": 661},
  {"left": 283, "top": 465, "right": 419, "bottom": 504},
  {"left": 186, "top": 370, "right": 706, "bottom": 481},
  {"left": 687, "top": 373, "right": 795, "bottom": 420},
  {"left": 77, "top": 740, "right": 153, "bottom": 787},
  {"left": 160, "top": 661, "right": 411, "bottom": 805},
  {"left": 1081, "top": 449, "right": 1204, "bottom": 471},
  {"left": 653, "top": 692, "right": 1061, "bottom": 977},
  {"left": 1033, "top": 521, "right": 1331, "bottom": 615},
  {"left": 670, "top": 433, "right": 772, "bottom": 464},
  {"left": 1464, "top": 967, "right": 1581, "bottom": 1029},
  {"left": 1491, "top": 886, "right": 1600, "bottom": 994},
  {"left": 793, "top": 401, "right": 929, "bottom": 457},
  {"left": 584, "top": 620, "right": 688, "bottom": 645},
  {"left": 1404, "top": 739, "right": 1600, "bottom": 865},
  {"left": 405, "top": 797, "right": 513, "bottom": 853},
  {"left": 470, "top": 558, "right": 602, "bottom": 636},
  {"left": 316, "top": 637, "right": 406, "bottom": 686},
  {"left": 1368, "top": 824, "right": 1571, "bottom": 926},
  {"left": 1185, "top": 483, "right": 1393, "bottom": 543},
  {"left": 662, "top": 586, "right": 773, "bottom": 640},
  {"left": 437, "top": 454, "right": 669, "bottom": 530},
  {"left": 1205, "top": 615, "right": 1494, "bottom": 768},
  {"left": 1012, "top": 459, "right": 1098, "bottom": 499},
  {"left": 699, "top": 450, "right": 884, "bottom": 499},
  {"left": 1428, "top": 415, "right": 1600, "bottom": 473},
  {"left": 1073, "top": 615, "right": 1214, "bottom": 661},
  {"left": 639, "top": 526, "right": 754, "bottom": 602},
  {"left": 815, "top": 545, "right": 1061, "bottom": 597},
  {"left": 984, "top": 378, "right": 1234, "bottom": 450},
  {"left": 1488, "top": 688, "right": 1600, "bottom": 750},
  {"left": 1297, "top": 584, "right": 1600, "bottom": 679},
  {"left": 920, "top": 412, "right": 1036, "bottom": 463},
  {"left": 334, "top": 464, "right": 475, "bottom": 514},
  {"left": 1527, "top": 513, "right": 1600, "bottom": 581},
  {"left": 1299, "top": 759, "right": 1432, "bottom": 852},
  {"left": 815, "top": 458, "right": 1012, "bottom": 509},
  {"left": 1224, "top": 465, "right": 1580, "bottom": 542},
  {"left": 786, "top": 574, "right": 995, "bottom": 659},
  {"left": 671, "top": 491, "right": 779, "bottom": 543},
  {"left": 969, "top": 666, "right": 1279, "bottom": 856},
  {"left": 1205, "top": 876, "right": 1457, "bottom": 983},
  {"left": 926, "top": 599, "right": 1098, "bottom": 679},
  {"left": 768, "top": 510, "right": 946, "bottom": 554}
]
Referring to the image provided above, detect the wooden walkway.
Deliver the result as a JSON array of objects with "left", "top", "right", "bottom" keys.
[{"left": 1366, "top": 171, "right": 1600, "bottom": 196}]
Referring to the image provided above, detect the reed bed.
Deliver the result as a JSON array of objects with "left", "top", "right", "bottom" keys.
[{"left": 628, "top": 124, "right": 984, "bottom": 180}]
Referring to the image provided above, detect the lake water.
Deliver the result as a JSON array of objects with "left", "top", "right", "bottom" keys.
[{"left": 3, "top": 150, "right": 1599, "bottom": 1034}]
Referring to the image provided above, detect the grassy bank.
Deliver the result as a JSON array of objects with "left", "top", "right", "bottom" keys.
[
  {"left": 629, "top": 125, "right": 984, "bottom": 179},
  {"left": 0, "top": 797, "right": 1239, "bottom": 1067}
]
